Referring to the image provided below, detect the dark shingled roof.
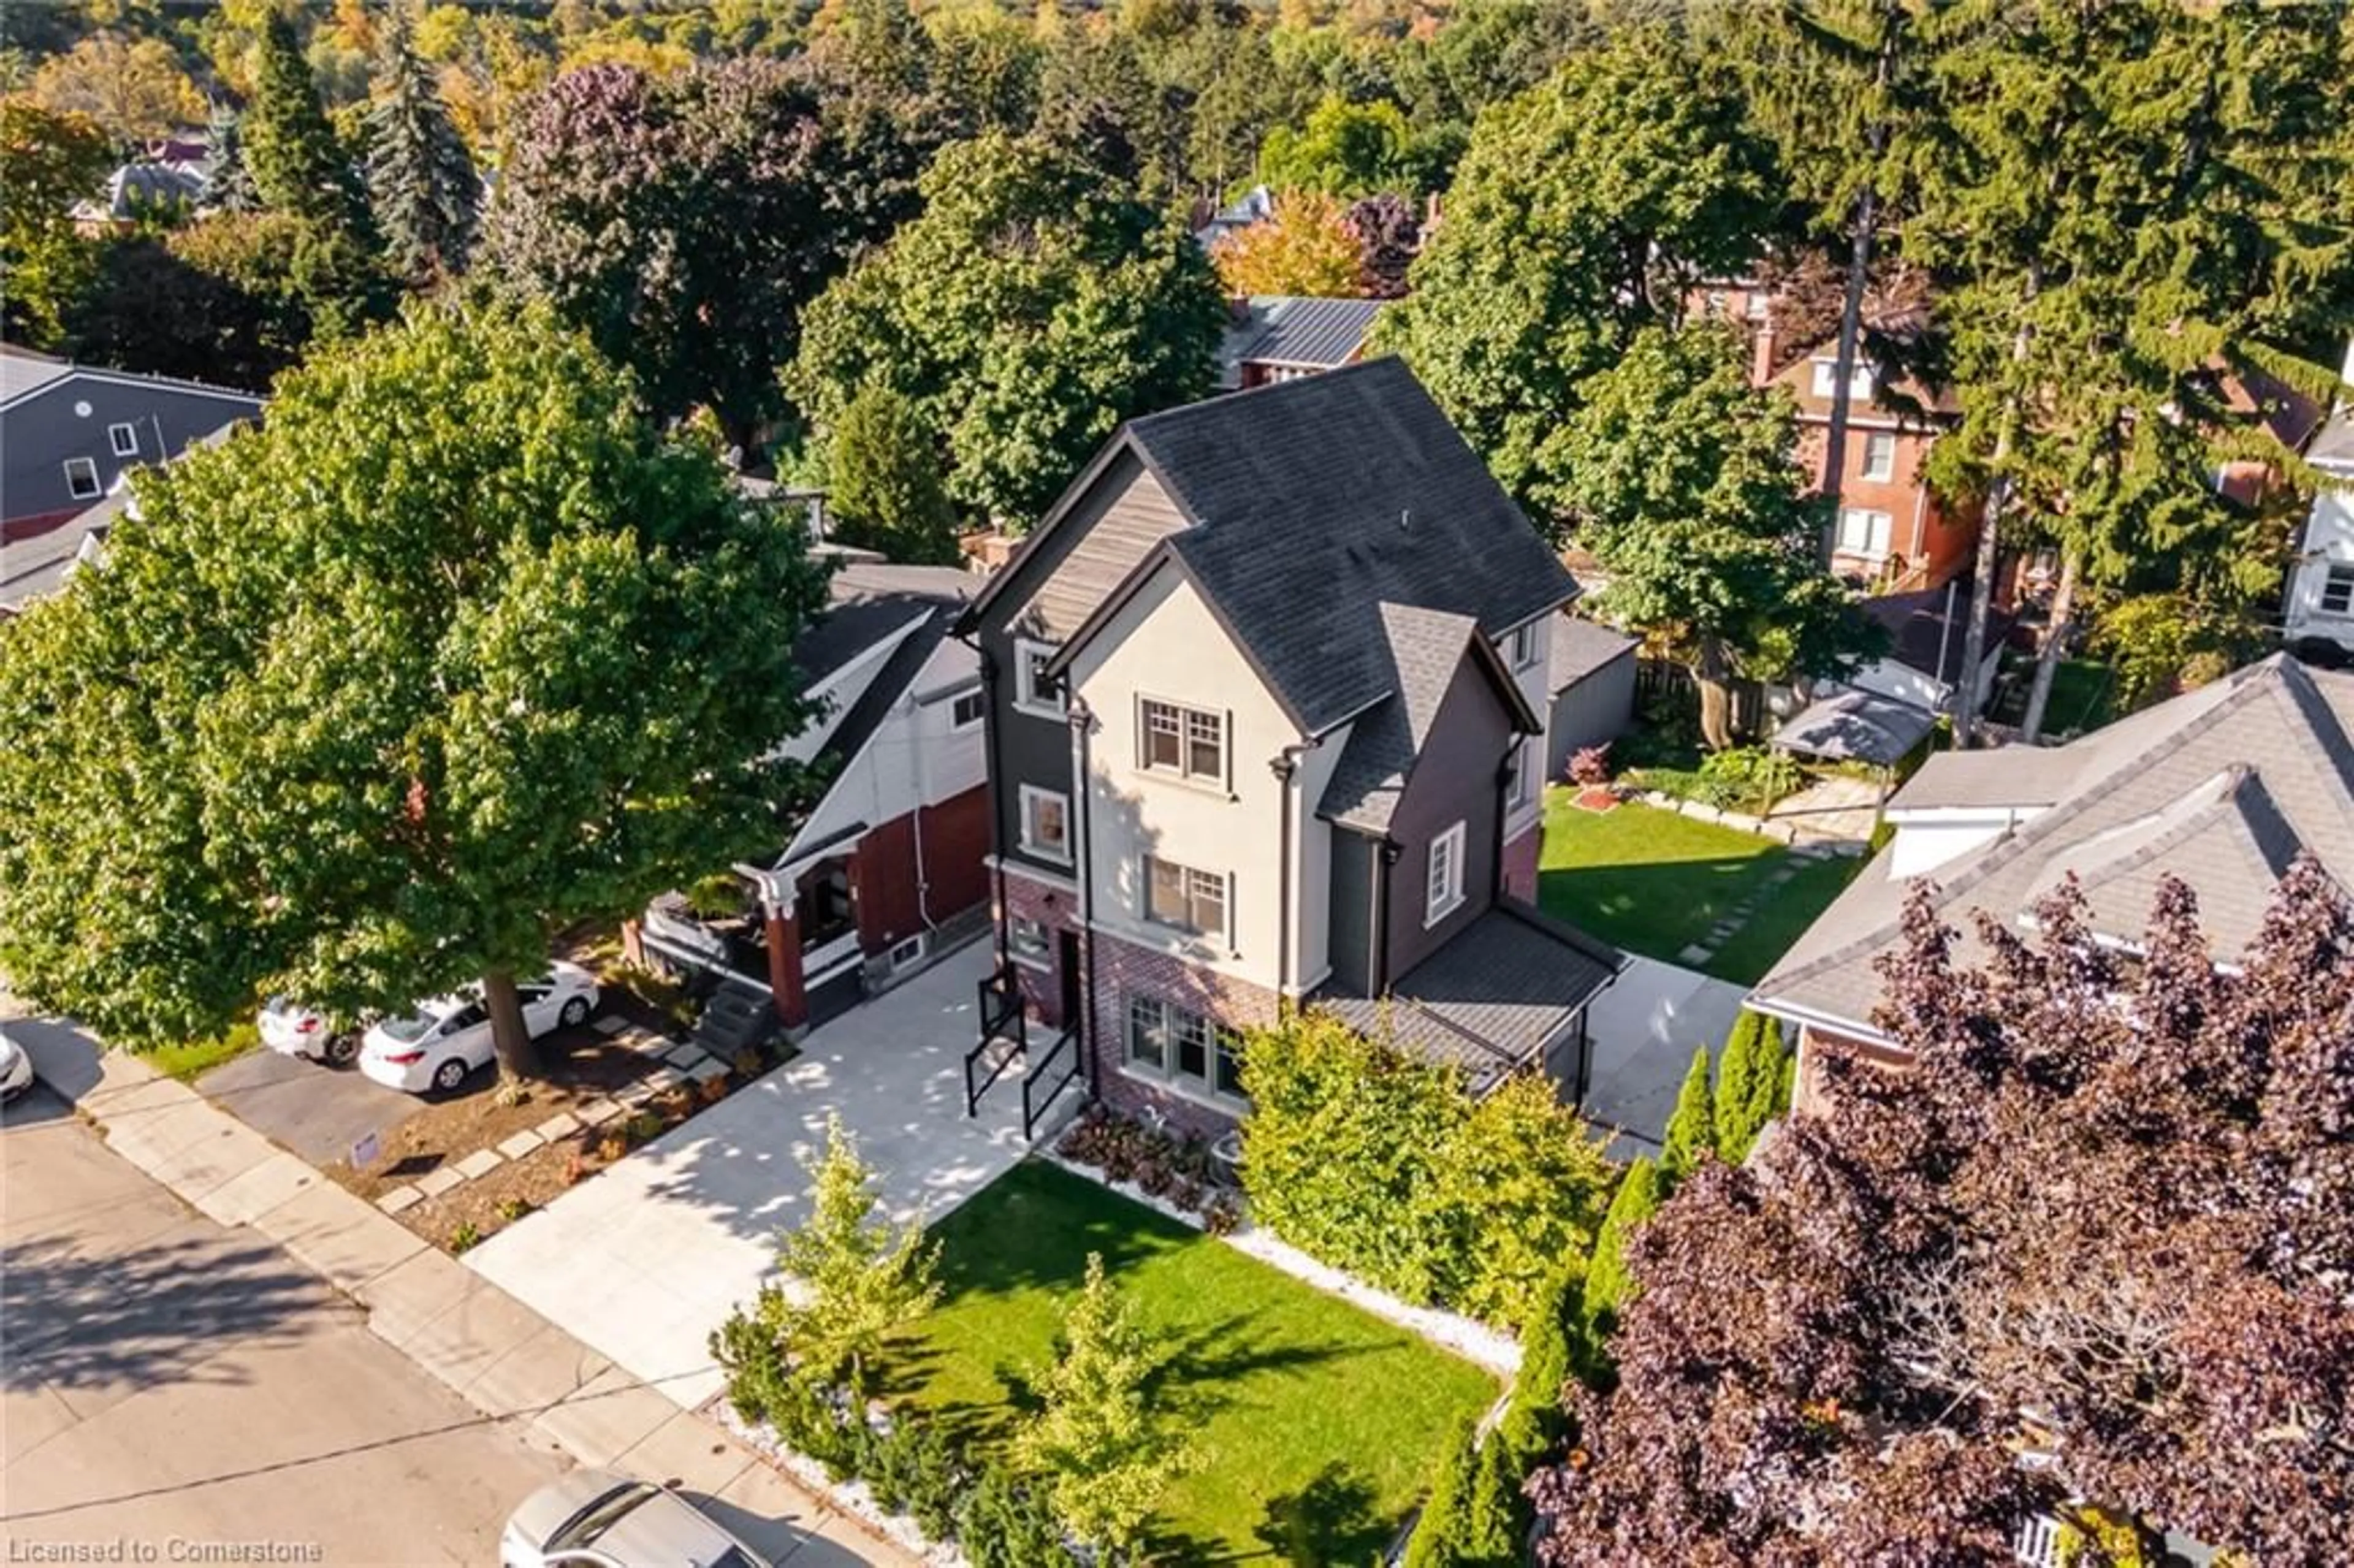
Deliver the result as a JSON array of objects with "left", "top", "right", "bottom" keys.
[
  {"left": 1126, "top": 357, "right": 1577, "bottom": 735},
  {"left": 1751, "top": 655, "right": 2354, "bottom": 1038},
  {"left": 1317, "top": 902, "right": 1621, "bottom": 1090},
  {"left": 1859, "top": 582, "right": 2015, "bottom": 690},
  {"left": 794, "top": 560, "right": 972, "bottom": 685},
  {"left": 1317, "top": 604, "right": 1487, "bottom": 832},
  {"left": 1549, "top": 614, "right": 1639, "bottom": 696}
]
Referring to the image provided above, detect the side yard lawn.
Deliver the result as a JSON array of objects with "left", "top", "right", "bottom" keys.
[
  {"left": 878, "top": 1160, "right": 1498, "bottom": 1563},
  {"left": 1538, "top": 792, "right": 1862, "bottom": 985}
]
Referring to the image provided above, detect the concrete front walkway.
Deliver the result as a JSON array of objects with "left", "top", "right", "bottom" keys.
[
  {"left": 466, "top": 940, "right": 1027, "bottom": 1412},
  {"left": 1579, "top": 955, "right": 1750, "bottom": 1151}
]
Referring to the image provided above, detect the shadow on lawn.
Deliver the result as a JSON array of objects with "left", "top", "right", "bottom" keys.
[
  {"left": 1256, "top": 1463, "right": 1390, "bottom": 1565},
  {"left": 1538, "top": 856, "right": 1770, "bottom": 948}
]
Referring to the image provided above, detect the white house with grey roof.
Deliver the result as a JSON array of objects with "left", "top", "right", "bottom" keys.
[
  {"left": 956, "top": 358, "right": 1622, "bottom": 1140},
  {"left": 1750, "top": 653, "right": 2354, "bottom": 1109},
  {"left": 2281, "top": 339, "right": 2354, "bottom": 655}
]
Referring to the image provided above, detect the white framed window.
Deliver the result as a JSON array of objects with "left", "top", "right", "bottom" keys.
[
  {"left": 1426, "top": 821, "right": 1466, "bottom": 927},
  {"left": 950, "top": 689, "right": 986, "bottom": 731},
  {"left": 1859, "top": 431, "right": 1897, "bottom": 482},
  {"left": 1810, "top": 359, "right": 1874, "bottom": 401},
  {"left": 63, "top": 457, "right": 101, "bottom": 500},
  {"left": 1009, "top": 916, "right": 1051, "bottom": 967},
  {"left": 1139, "top": 698, "right": 1224, "bottom": 785},
  {"left": 1506, "top": 736, "right": 1537, "bottom": 812},
  {"left": 1012, "top": 637, "right": 1063, "bottom": 718},
  {"left": 1505, "top": 622, "right": 1541, "bottom": 671},
  {"left": 1145, "top": 856, "right": 1227, "bottom": 940},
  {"left": 1126, "top": 994, "right": 1246, "bottom": 1103},
  {"left": 2322, "top": 565, "right": 2354, "bottom": 616},
  {"left": 1743, "top": 291, "right": 1771, "bottom": 322},
  {"left": 1835, "top": 506, "right": 1893, "bottom": 557},
  {"left": 1018, "top": 785, "right": 1071, "bottom": 864},
  {"left": 107, "top": 422, "right": 139, "bottom": 458}
]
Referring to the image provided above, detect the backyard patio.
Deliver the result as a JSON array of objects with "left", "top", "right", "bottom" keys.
[{"left": 874, "top": 1160, "right": 1499, "bottom": 1563}]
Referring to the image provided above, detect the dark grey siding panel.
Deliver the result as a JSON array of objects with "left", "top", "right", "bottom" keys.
[
  {"left": 1, "top": 377, "right": 261, "bottom": 528},
  {"left": 1545, "top": 650, "right": 1637, "bottom": 780},
  {"left": 1325, "top": 828, "right": 1374, "bottom": 994},
  {"left": 1384, "top": 653, "right": 1513, "bottom": 981},
  {"left": 1022, "top": 455, "right": 1189, "bottom": 641}
]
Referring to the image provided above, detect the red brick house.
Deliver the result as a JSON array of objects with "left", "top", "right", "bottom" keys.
[{"left": 956, "top": 360, "right": 1622, "bottom": 1139}]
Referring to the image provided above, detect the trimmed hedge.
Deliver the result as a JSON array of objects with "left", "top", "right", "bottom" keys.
[{"left": 1238, "top": 1010, "right": 1616, "bottom": 1331}]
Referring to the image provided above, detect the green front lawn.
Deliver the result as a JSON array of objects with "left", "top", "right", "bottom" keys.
[
  {"left": 151, "top": 1021, "right": 260, "bottom": 1082},
  {"left": 880, "top": 1160, "right": 1498, "bottom": 1563},
  {"left": 1538, "top": 793, "right": 1861, "bottom": 984}
]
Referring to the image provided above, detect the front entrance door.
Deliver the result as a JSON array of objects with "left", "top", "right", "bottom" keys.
[{"left": 1057, "top": 931, "right": 1083, "bottom": 1033}]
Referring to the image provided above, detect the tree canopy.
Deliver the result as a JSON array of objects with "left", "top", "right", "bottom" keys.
[
  {"left": 365, "top": 0, "right": 481, "bottom": 286},
  {"left": 0, "top": 97, "right": 112, "bottom": 346},
  {"left": 1378, "top": 36, "right": 1780, "bottom": 518},
  {"left": 785, "top": 132, "right": 1223, "bottom": 526},
  {"left": 0, "top": 305, "right": 831, "bottom": 1075},
  {"left": 1210, "top": 189, "right": 1363, "bottom": 299},
  {"left": 1534, "top": 864, "right": 2354, "bottom": 1564}
]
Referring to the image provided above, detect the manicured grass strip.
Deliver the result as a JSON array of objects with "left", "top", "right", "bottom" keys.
[
  {"left": 151, "top": 1022, "right": 260, "bottom": 1082},
  {"left": 1703, "top": 850, "right": 1867, "bottom": 986},
  {"left": 882, "top": 1160, "right": 1498, "bottom": 1563}
]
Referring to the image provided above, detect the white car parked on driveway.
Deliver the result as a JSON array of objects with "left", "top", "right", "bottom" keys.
[
  {"left": 0, "top": 1029, "right": 34, "bottom": 1104},
  {"left": 499, "top": 1470, "right": 764, "bottom": 1568},
  {"left": 257, "top": 997, "right": 363, "bottom": 1068},
  {"left": 359, "top": 962, "right": 600, "bottom": 1095}
]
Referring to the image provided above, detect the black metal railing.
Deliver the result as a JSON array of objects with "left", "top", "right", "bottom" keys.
[
  {"left": 1020, "top": 1025, "right": 1081, "bottom": 1143},
  {"left": 964, "top": 967, "right": 1027, "bottom": 1117}
]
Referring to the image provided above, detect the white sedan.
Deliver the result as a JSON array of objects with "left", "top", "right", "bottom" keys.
[
  {"left": 0, "top": 1029, "right": 34, "bottom": 1105},
  {"left": 257, "top": 997, "right": 364, "bottom": 1068},
  {"left": 500, "top": 1470, "right": 764, "bottom": 1568},
  {"left": 359, "top": 963, "right": 600, "bottom": 1095}
]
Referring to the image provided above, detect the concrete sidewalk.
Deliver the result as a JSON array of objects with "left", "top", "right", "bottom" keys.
[
  {"left": 466, "top": 940, "right": 1027, "bottom": 1412},
  {"left": 1, "top": 1011, "right": 911, "bottom": 1568}
]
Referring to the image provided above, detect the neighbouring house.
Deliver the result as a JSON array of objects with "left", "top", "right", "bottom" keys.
[
  {"left": 0, "top": 487, "right": 125, "bottom": 619},
  {"left": 1545, "top": 614, "right": 1639, "bottom": 780},
  {"left": 1189, "top": 183, "right": 1276, "bottom": 250},
  {"left": 1748, "top": 652, "right": 2354, "bottom": 1111},
  {"left": 2280, "top": 340, "right": 2354, "bottom": 657},
  {"left": 1, "top": 347, "right": 262, "bottom": 544},
  {"left": 70, "top": 160, "right": 207, "bottom": 234},
  {"left": 957, "top": 358, "right": 1623, "bottom": 1139},
  {"left": 633, "top": 558, "right": 991, "bottom": 1031},
  {"left": 1216, "top": 296, "right": 1387, "bottom": 391}
]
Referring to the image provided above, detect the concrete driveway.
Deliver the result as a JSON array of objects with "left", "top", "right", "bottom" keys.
[
  {"left": 1579, "top": 955, "right": 1750, "bottom": 1151},
  {"left": 197, "top": 1047, "right": 420, "bottom": 1166},
  {"left": 465, "top": 940, "right": 1027, "bottom": 1412}
]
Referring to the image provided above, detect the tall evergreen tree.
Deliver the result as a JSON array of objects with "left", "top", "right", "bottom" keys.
[
  {"left": 1659, "top": 1046, "right": 1716, "bottom": 1186},
  {"left": 1499, "top": 1262, "right": 1581, "bottom": 1461},
  {"left": 825, "top": 381, "right": 961, "bottom": 565},
  {"left": 365, "top": 0, "right": 481, "bottom": 286},
  {"left": 1403, "top": 1418, "right": 1479, "bottom": 1568},
  {"left": 202, "top": 99, "right": 257, "bottom": 214},
  {"left": 1581, "top": 1157, "right": 1660, "bottom": 1338},
  {"left": 1712, "top": 1011, "right": 1766, "bottom": 1163},
  {"left": 244, "top": 12, "right": 367, "bottom": 233}
]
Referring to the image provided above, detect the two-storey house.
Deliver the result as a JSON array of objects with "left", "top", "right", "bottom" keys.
[
  {"left": 958, "top": 360, "right": 1622, "bottom": 1136},
  {"left": 2281, "top": 340, "right": 2354, "bottom": 656}
]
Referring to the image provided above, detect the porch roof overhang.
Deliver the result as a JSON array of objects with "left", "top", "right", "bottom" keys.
[
  {"left": 1314, "top": 901, "right": 1624, "bottom": 1093},
  {"left": 736, "top": 818, "right": 869, "bottom": 908}
]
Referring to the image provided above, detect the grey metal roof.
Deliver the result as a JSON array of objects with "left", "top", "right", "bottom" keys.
[
  {"left": 1549, "top": 614, "right": 1639, "bottom": 695},
  {"left": 1752, "top": 654, "right": 2354, "bottom": 1037},
  {"left": 1219, "top": 296, "right": 1387, "bottom": 384},
  {"left": 1317, "top": 901, "right": 1621, "bottom": 1091},
  {"left": 1127, "top": 356, "right": 1579, "bottom": 736},
  {"left": 1772, "top": 688, "right": 1936, "bottom": 767}
]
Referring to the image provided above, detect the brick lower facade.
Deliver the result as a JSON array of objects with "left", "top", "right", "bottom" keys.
[
  {"left": 1088, "top": 927, "right": 1280, "bottom": 1139},
  {"left": 1501, "top": 819, "right": 1543, "bottom": 903},
  {"left": 998, "top": 867, "right": 1082, "bottom": 1026}
]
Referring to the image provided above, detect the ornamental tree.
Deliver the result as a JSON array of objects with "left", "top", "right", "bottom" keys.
[
  {"left": 1378, "top": 34, "right": 1778, "bottom": 517},
  {"left": 1532, "top": 864, "right": 2354, "bottom": 1564},
  {"left": 826, "top": 381, "right": 961, "bottom": 566},
  {"left": 763, "top": 1113, "right": 942, "bottom": 1398},
  {"left": 485, "top": 59, "right": 888, "bottom": 449},
  {"left": 1211, "top": 190, "right": 1363, "bottom": 299},
  {"left": 1550, "top": 324, "right": 1870, "bottom": 748},
  {"left": 1657, "top": 1047, "right": 1715, "bottom": 1187},
  {"left": 785, "top": 132, "right": 1223, "bottom": 525},
  {"left": 0, "top": 305, "right": 832, "bottom": 1079}
]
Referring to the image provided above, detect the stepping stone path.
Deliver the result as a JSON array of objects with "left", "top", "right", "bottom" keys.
[
  {"left": 377, "top": 1186, "right": 424, "bottom": 1215},
  {"left": 1673, "top": 840, "right": 1856, "bottom": 970},
  {"left": 415, "top": 1166, "right": 463, "bottom": 1198},
  {"left": 453, "top": 1147, "right": 506, "bottom": 1181},
  {"left": 497, "top": 1130, "right": 545, "bottom": 1161}
]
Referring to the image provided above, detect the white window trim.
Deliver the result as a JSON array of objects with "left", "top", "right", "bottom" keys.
[
  {"left": 1505, "top": 622, "right": 1542, "bottom": 672},
  {"left": 1008, "top": 915, "right": 1053, "bottom": 971},
  {"left": 1836, "top": 506, "right": 1893, "bottom": 558},
  {"left": 1011, "top": 637, "right": 1064, "bottom": 719},
  {"left": 949, "top": 687, "right": 986, "bottom": 732},
  {"left": 63, "top": 457, "right": 101, "bottom": 500},
  {"left": 1135, "top": 695, "right": 1229, "bottom": 790},
  {"left": 1506, "top": 736, "right": 1537, "bottom": 812},
  {"left": 2320, "top": 563, "right": 2354, "bottom": 617},
  {"left": 107, "top": 422, "right": 139, "bottom": 458},
  {"left": 1017, "top": 783, "right": 1073, "bottom": 866},
  {"left": 1425, "top": 821, "right": 1467, "bottom": 927},
  {"left": 1859, "top": 431, "right": 1897, "bottom": 483}
]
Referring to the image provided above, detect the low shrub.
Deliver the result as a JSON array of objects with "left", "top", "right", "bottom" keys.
[
  {"left": 1567, "top": 744, "right": 1613, "bottom": 786},
  {"left": 495, "top": 1197, "right": 534, "bottom": 1224},
  {"left": 960, "top": 1462, "right": 1081, "bottom": 1567},
  {"left": 449, "top": 1220, "right": 482, "bottom": 1254},
  {"left": 1056, "top": 1108, "right": 1236, "bottom": 1231},
  {"left": 1696, "top": 745, "right": 1803, "bottom": 811},
  {"left": 624, "top": 1109, "right": 666, "bottom": 1145}
]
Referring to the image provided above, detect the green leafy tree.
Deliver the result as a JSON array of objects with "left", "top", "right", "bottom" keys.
[
  {"left": 1551, "top": 324, "right": 1872, "bottom": 747},
  {"left": 244, "top": 12, "right": 368, "bottom": 231},
  {"left": 1580, "top": 1157, "right": 1659, "bottom": 1338},
  {"left": 786, "top": 132, "right": 1223, "bottom": 526},
  {"left": 1659, "top": 1045, "right": 1716, "bottom": 1187},
  {"left": 761, "top": 1112, "right": 942, "bottom": 1396},
  {"left": 0, "top": 97, "right": 111, "bottom": 345},
  {"left": 1428, "top": 1071, "right": 1617, "bottom": 1330},
  {"left": 365, "top": 0, "right": 480, "bottom": 285},
  {"left": 28, "top": 32, "right": 207, "bottom": 147},
  {"left": 1256, "top": 94, "right": 1422, "bottom": 199},
  {"left": 65, "top": 215, "right": 310, "bottom": 390},
  {"left": 0, "top": 304, "right": 832, "bottom": 1078},
  {"left": 825, "top": 381, "right": 960, "bottom": 565},
  {"left": 1210, "top": 189, "right": 1364, "bottom": 299},
  {"left": 1378, "top": 34, "right": 1779, "bottom": 518},
  {"left": 1011, "top": 1252, "right": 1181, "bottom": 1561}
]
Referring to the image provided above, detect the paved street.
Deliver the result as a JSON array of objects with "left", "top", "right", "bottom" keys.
[{"left": 0, "top": 1080, "right": 568, "bottom": 1565}]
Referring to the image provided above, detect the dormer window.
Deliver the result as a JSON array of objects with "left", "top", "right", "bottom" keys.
[
  {"left": 1013, "top": 637, "right": 1064, "bottom": 718},
  {"left": 1810, "top": 359, "right": 1874, "bottom": 401}
]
